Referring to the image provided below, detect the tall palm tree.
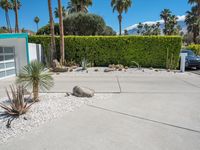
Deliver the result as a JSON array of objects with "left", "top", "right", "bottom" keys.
[
  {"left": 188, "top": 0, "right": 200, "bottom": 36},
  {"left": 188, "top": 0, "right": 200, "bottom": 16},
  {"left": 58, "top": 0, "right": 65, "bottom": 65},
  {"left": 11, "top": 0, "right": 21, "bottom": 33},
  {"left": 160, "top": 9, "right": 171, "bottom": 35},
  {"left": 79, "top": 0, "right": 92, "bottom": 12},
  {"left": 48, "top": 0, "right": 56, "bottom": 66},
  {"left": 67, "top": 0, "right": 91, "bottom": 13},
  {"left": 185, "top": 10, "right": 199, "bottom": 43},
  {"left": 17, "top": 61, "right": 54, "bottom": 102},
  {"left": 0, "top": 0, "right": 12, "bottom": 32},
  {"left": 111, "top": 0, "right": 132, "bottom": 35},
  {"left": 34, "top": 16, "right": 40, "bottom": 32},
  {"left": 54, "top": 6, "right": 67, "bottom": 18}
]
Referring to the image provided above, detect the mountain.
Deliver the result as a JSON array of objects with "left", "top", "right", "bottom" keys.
[{"left": 125, "top": 15, "right": 187, "bottom": 35}]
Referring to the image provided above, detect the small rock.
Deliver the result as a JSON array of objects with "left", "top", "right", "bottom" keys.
[
  {"left": 125, "top": 66, "right": 129, "bottom": 69},
  {"left": 104, "top": 68, "right": 115, "bottom": 72},
  {"left": 94, "top": 69, "right": 99, "bottom": 72},
  {"left": 118, "top": 68, "right": 123, "bottom": 71},
  {"left": 69, "top": 69, "right": 73, "bottom": 72},
  {"left": 72, "top": 86, "right": 95, "bottom": 98},
  {"left": 167, "top": 69, "right": 171, "bottom": 72}
]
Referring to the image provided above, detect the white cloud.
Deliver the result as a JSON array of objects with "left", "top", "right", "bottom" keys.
[{"left": 125, "top": 15, "right": 185, "bottom": 31}]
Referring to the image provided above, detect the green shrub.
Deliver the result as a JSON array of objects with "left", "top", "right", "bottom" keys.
[
  {"left": 187, "top": 44, "right": 200, "bottom": 55},
  {"left": 29, "top": 35, "right": 182, "bottom": 69}
]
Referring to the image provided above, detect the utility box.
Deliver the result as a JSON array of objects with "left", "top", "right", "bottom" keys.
[{"left": 180, "top": 53, "right": 187, "bottom": 73}]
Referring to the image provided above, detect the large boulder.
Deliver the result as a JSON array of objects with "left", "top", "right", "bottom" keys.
[{"left": 72, "top": 86, "right": 95, "bottom": 98}]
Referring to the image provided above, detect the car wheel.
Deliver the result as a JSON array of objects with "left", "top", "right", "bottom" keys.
[{"left": 185, "top": 61, "right": 189, "bottom": 68}]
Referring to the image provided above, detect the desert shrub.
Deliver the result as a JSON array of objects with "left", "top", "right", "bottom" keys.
[{"left": 29, "top": 35, "right": 182, "bottom": 69}]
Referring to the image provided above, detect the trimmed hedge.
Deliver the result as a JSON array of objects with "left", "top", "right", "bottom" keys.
[
  {"left": 187, "top": 44, "right": 200, "bottom": 55},
  {"left": 29, "top": 36, "right": 182, "bottom": 69}
]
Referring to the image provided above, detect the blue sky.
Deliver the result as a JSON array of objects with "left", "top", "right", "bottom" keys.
[{"left": 0, "top": 0, "right": 191, "bottom": 32}]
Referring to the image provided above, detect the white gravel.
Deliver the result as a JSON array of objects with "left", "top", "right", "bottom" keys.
[{"left": 0, "top": 93, "right": 112, "bottom": 144}]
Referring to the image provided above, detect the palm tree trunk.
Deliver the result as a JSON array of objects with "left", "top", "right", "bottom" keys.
[
  {"left": 48, "top": 0, "right": 57, "bottom": 67},
  {"left": 33, "top": 82, "right": 39, "bottom": 102},
  {"left": 81, "top": 0, "right": 84, "bottom": 12},
  {"left": 58, "top": 0, "right": 65, "bottom": 65},
  {"left": 36, "top": 23, "right": 38, "bottom": 32},
  {"left": 5, "top": 10, "right": 12, "bottom": 33},
  {"left": 5, "top": 10, "right": 10, "bottom": 32},
  {"left": 118, "top": 14, "right": 122, "bottom": 35},
  {"left": 14, "top": 0, "right": 19, "bottom": 33}
]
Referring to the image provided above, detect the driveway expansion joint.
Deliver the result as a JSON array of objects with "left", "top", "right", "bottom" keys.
[{"left": 88, "top": 104, "right": 200, "bottom": 134}]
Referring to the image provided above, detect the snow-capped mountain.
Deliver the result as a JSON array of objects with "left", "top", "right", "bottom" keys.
[{"left": 125, "top": 15, "right": 187, "bottom": 35}]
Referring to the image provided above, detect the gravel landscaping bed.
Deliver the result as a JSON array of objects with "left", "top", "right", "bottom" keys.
[{"left": 0, "top": 93, "right": 112, "bottom": 144}]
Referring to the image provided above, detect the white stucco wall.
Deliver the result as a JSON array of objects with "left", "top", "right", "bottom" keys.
[
  {"left": 28, "top": 43, "right": 42, "bottom": 62},
  {"left": 0, "top": 38, "right": 27, "bottom": 74}
]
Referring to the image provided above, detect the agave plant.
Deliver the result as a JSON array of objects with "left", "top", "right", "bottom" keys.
[
  {"left": 0, "top": 85, "right": 33, "bottom": 116},
  {"left": 17, "top": 61, "right": 54, "bottom": 102}
]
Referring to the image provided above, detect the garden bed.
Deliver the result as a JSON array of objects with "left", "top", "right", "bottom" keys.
[{"left": 0, "top": 93, "right": 112, "bottom": 144}]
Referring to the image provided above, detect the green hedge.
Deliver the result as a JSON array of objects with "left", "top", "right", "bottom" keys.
[
  {"left": 29, "top": 36, "right": 182, "bottom": 69},
  {"left": 187, "top": 44, "right": 200, "bottom": 55}
]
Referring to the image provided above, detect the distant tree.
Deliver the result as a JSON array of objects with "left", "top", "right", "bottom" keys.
[
  {"left": 0, "top": 26, "right": 9, "bottom": 33},
  {"left": 160, "top": 9, "right": 179, "bottom": 35},
  {"left": 185, "top": 10, "right": 199, "bottom": 43},
  {"left": 124, "top": 29, "right": 128, "bottom": 35},
  {"left": 21, "top": 27, "right": 26, "bottom": 33},
  {"left": 34, "top": 16, "right": 40, "bottom": 32},
  {"left": 168, "top": 15, "right": 178, "bottom": 35},
  {"left": 11, "top": 0, "right": 21, "bottom": 33},
  {"left": 186, "top": 0, "right": 200, "bottom": 43},
  {"left": 54, "top": 6, "right": 67, "bottom": 18},
  {"left": 160, "top": 9, "right": 171, "bottom": 35},
  {"left": 136, "top": 22, "right": 161, "bottom": 36},
  {"left": 37, "top": 23, "right": 60, "bottom": 35},
  {"left": 102, "top": 26, "right": 116, "bottom": 35},
  {"left": 111, "top": 0, "right": 132, "bottom": 35},
  {"left": 137, "top": 22, "right": 143, "bottom": 35},
  {"left": 0, "top": 0, "right": 12, "bottom": 32}
]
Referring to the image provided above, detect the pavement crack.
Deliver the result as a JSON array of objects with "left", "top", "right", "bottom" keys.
[
  {"left": 116, "top": 76, "right": 122, "bottom": 93},
  {"left": 88, "top": 104, "right": 200, "bottom": 134}
]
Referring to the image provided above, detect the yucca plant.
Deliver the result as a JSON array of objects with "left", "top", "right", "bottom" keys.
[
  {"left": 0, "top": 85, "right": 33, "bottom": 116},
  {"left": 17, "top": 61, "right": 54, "bottom": 102}
]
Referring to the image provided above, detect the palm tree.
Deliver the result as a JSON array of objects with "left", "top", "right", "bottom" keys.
[
  {"left": 58, "top": 0, "right": 65, "bottom": 65},
  {"left": 185, "top": 10, "right": 199, "bottom": 43},
  {"left": 111, "top": 0, "right": 132, "bottom": 35},
  {"left": 0, "top": 0, "right": 12, "bottom": 32},
  {"left": 160, "top": 9, "right": 171, "bottom": 35},
  {"left": 34, "top": 16, "right": 40, "bottom": 32},
  {"left": 17, "top": 61, "right": 54, "bottom": 102},
  {"left": 188, "top": 0, "right": 200, "bottom": 16},
  {"left": 137, "top": 22, "right": 143, "bottom": 35},
  {"left": 79, "top": 0, "right": 92, "bottom": 12},
  {"left": 11, "top": 0, "right": 21, "bottom": 33},
  {"left": 48, "top": 0, "right": 56, "bottom": 67},
  {"left": 188, "top": 0, "right": 200, "bottom": 36},
  {"left": 54, "top": 6, "right": 67, "bottom": 18},
  {"left": 67, "top": 0, "right": 91, "bottom": 13}
]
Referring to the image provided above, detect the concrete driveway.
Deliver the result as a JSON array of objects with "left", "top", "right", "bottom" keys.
[{"left": 0, "top": 70, "right": 200, "bottom": 150}]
